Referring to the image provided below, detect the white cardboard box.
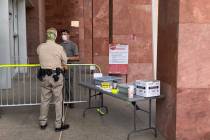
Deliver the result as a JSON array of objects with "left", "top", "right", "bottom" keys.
[
  {"left": 135, "top": 80, "right": 160, "bottom": 97},
  {"left": 93, "top": 73, "right": 103, "bottom": 78}
]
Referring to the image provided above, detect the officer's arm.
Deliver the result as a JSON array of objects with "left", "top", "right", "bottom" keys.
[
  {"left": 37, "top": 46, "right": 40, "bottom": 55},
  {"left": 62, "top": 63, "right": 68, "bottom": 70}
]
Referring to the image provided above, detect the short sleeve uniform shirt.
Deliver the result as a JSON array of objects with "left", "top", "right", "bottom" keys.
[{"left": 37, "top": 40, "right": 67, "bottom": 69}]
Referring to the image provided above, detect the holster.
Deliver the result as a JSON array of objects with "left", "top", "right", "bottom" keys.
[{"left": 37, "top": 68, "right": 64, "bottom": 82}]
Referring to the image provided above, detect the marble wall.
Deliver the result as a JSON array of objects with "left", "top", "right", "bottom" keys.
[
  {"left": 92, "top": 0, "right": 109, "bottom": 73},
  {"left": 113, "top": 0, "right": 153, "bottom": 81},
  {"left": 176, "top": 0, "right": 210, "bottom": 139},
  {"left": 26, "top": 0, "right": 46, "bottom": 63},
  {"left": 158, "top": 0, "right": 210, "bottom": 139},
  {"left": 81, "top": 0, "right": 92, "bottom": 63}
]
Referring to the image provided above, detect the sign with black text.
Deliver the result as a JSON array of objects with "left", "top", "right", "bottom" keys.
[{"left": 109, "top": 44, "right": 129, "bottom": 74}]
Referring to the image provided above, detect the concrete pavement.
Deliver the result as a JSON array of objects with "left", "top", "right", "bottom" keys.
[{"left": 0, "top": 96, "right": 164, "bottom": 140}]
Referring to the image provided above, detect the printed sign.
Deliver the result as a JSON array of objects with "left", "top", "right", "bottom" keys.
[
  {"left": 109, "top": 44, "right": 129, "bottom": 74},
  {"left": 109, "top": 44, "right": 128, "bottom": 64}
]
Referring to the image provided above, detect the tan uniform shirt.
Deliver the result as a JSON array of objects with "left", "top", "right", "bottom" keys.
[{"left": 37, "top": 40, "right": 67, "bottom": 69}]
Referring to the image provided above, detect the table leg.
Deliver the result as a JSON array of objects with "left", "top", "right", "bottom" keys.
[
  {"left": 134, "top": 102, "right": 137, "bottom": 131},
  {"left": 149, "top": 99, "right": 151, "bottom": 127},
  {"left": 149, "top": 99, "right": 157, "bottom": 137},
  {"left": 100, "top": 92, "right": 109, "bottom": 114},
  {"left": 83, "top": 89, "right": 92, "bottom": 117},
  {"left": 83, "top": 89, "right": 108, "bottom": 117},
  {"left": 127, "top": 102, "right": 137, "bottom": 140},
  {"left": 127, "top": 100, "right": 157, "bottom": 140}
]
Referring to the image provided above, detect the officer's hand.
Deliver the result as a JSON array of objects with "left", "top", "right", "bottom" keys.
[{"left": 62, "top": 64, "right": 68, "bottom": 70}]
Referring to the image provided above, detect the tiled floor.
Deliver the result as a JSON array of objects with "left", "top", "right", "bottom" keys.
[{"left": 0, "top": 96, "right": 165, "bottom": 140}]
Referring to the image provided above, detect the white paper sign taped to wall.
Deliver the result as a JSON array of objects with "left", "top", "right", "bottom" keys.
[{"left": 109, "top": 44, "right": 129, "bottom": 64}]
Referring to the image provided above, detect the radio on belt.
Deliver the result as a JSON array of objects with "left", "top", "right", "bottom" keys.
[{"left": 135, "top": 80, "right": 160, "bottom": 97}]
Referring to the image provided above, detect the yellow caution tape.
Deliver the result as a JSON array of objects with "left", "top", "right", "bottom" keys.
[
  {"left": 0, "top": 64, "right": 40, "bottom": 68},
  {"left": 0, "top": 64, "right": 101, "bottom": 72}
]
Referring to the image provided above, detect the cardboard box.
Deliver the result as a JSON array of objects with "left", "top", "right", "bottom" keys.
[{"left": 135, "top": 80, "right": 160, "bottom": 97}]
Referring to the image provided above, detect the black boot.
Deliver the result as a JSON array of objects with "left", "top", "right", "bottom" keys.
[
  {"left": 40, "top": 124, "right": 47, "bottom": 130},
  {"left": 69, "top": 103, "right": 75, "bottom": 108},
  {"left": 55, "top": 124, "right": 70, "bottom": 132}
]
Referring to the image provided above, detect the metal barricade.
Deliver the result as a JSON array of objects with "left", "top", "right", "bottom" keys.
[
  {"left": 63, "top": 64, "right": 101, "bottom": 104},
  {"left": 0, "top": 64, "right": 40, "bottom": 107},
  {"left": 0, "top": 64, "right": 101, "bottom": 107}
]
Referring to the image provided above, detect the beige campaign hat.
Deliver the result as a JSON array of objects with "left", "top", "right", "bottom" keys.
[{"left": 47, "top": 27, "right": 57, "bottom": 37}]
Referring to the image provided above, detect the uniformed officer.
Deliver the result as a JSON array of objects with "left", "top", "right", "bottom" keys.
[
  {"left": 61, "top": 29, "right": 79, "bottom": 108},
  {"left": 37, "top": 27, "right": 69, "bottom": 132}
]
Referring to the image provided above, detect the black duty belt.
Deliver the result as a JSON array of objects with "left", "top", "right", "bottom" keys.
[{"left": 37, "top": 68, "right": 64, "bottom": 82}]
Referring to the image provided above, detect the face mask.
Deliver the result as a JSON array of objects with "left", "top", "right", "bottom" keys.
[{"left": 62, "top": 35, "right": 68, "bottom": 41}]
